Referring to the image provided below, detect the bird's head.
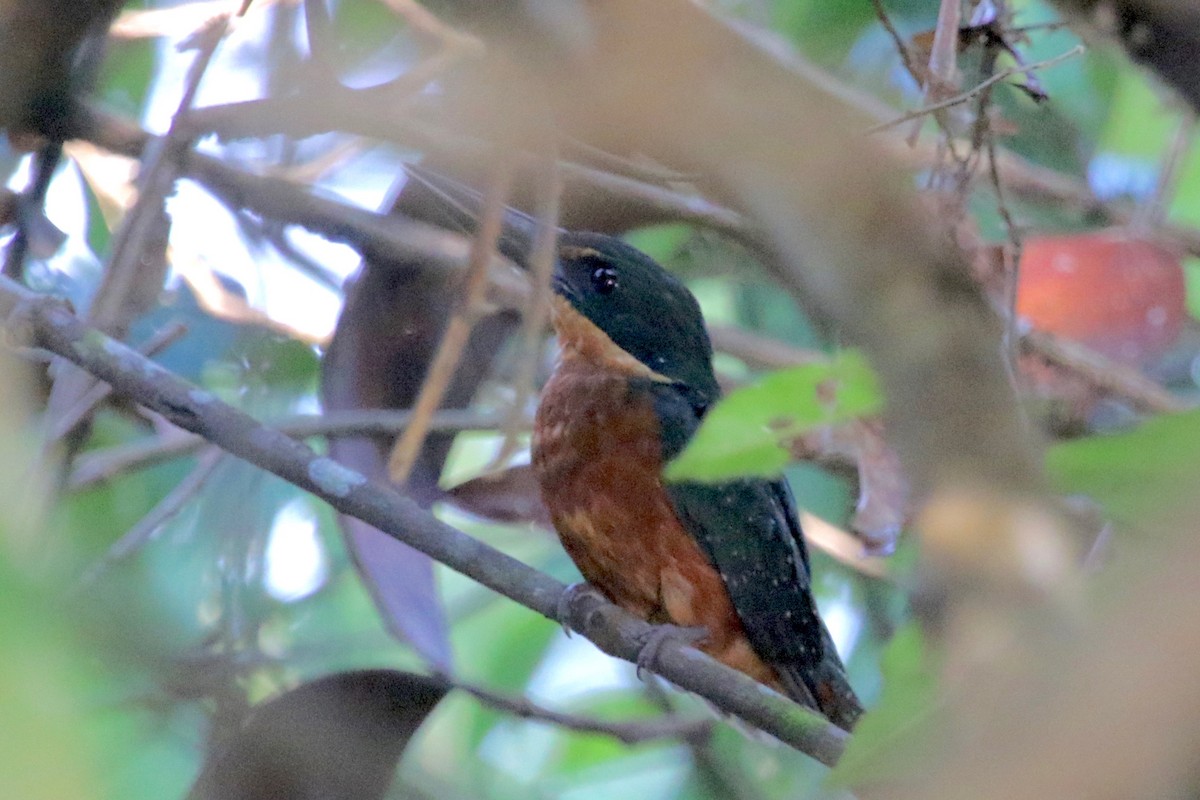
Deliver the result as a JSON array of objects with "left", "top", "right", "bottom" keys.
[{"left": 551, "top": 232, "right": 720, "bottom": 405}]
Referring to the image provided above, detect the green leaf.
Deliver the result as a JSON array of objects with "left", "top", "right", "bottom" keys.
[
  {"left": 1185, "top": 258, "right": 1200, "bottom": 321},
  {"left": 825, "top": 624, "right": 939, "bottom": 789},
  {"left": 622, "top": 224, "right": 692, "bottom": 265},
  {"left": 1097, "top": 67, "right": 1174, "bottom": 157},
  {"left": 1046, "top": 408, "right": 1200, "bottom": 529},
  {"left": 664, "top": 350, "right": 883, "bottom": 482},
  {"left": 96, "top": 38, "right": 158, "bottom": 118},
  {"left": 772, "top": 0, "right": 879, "bottom": 66}
]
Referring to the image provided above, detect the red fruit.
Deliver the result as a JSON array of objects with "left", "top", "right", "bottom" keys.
[{"left": 1016, "top": 230, "right": 1187, "bottom": 365}]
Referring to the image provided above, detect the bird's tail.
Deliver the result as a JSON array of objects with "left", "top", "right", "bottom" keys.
[
  {"left": 778, "top": 624, "right": 863, "bottom": 731},
  {"left": 810, "top": 658, "right": 863, "bottom": 732}
]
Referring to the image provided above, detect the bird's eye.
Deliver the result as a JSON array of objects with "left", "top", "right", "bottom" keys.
[{"left": 590, "top": 265, "right": 619, "bottom": 295}]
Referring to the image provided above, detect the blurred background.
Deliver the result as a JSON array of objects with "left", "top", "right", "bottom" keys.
[{"left": 2, "top": 1, "right": 1199, "bottom": 798}]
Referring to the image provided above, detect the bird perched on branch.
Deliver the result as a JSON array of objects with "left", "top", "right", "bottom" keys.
[{"left": 532, "top": 233, "right": 863, "bottom": 730}]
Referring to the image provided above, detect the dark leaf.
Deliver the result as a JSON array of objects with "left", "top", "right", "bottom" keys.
[
  {"left": 320, "top": 174, "right": 518, "bottom": 669},
  {"left": 189, "top": 670, "right": 447, "bottom": 800},
  {"left": 446, "top": 463, "right": 553, "bottom": 528},
  {"left": 796, "top": 419, "right": 907, "bottom": 555}
]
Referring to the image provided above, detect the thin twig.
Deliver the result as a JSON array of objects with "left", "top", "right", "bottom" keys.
[
  {"left": 41, "top": 10, "right": 235, "bottom": 483},
  {"left": 642, "top": 682, "right": 766, "bottom": 800},
  {"left": 182, "top": 91, "right": 751, "bottom": 236},
  {"left": 451, "top": 675, "right": 714, "bottom": 746},
  {"left": 984, "top": 103, "right": 1025, "bottom": 389},
  {"left": 110, "top": 0, "right": 273, "bottom": 39},
  {"left": 904, "top": 0, "right": 962, "bottom": 145},
  {"left": 73, "top": 107, "right": 534, "bottom": 307},
  {"left": 387, "top": 155, "right": 516, "bottom": 484},
  {"left": 1137, "top": 112, "right": 1197, "bottom": 231},
  {"left": 869, "top": 45, "right": 1085, "bottom": 134},
  {"left": 707, "top": 325, "right": 826, "bottom": 370},
  {"left": 562, "top": 136, "right": 702, "bottom": 184},
  {"left": 488, "top": 143, "right": 561, "bottom": 471},
  {"left": 0, "top": 275, "right": 849, "bottom": 765},
  {"left": 78, "top": 447, "right": 224, "bottom": 587},
  {"left": 870, "top": 0, "right": 921, "bottom": 84},
  {"left": 93, "top": 12, "right": 230, "bottom": 334},
  {"left": 926, "top": 0, "right": 962, "bottom": 100},
  {"left": 3, "top": 142, "right": 63, "bottom": 279},
  {"left": 69, "top": 408, "right": 515, "bottom": 490},
  {"left": 1020, "top": 330, "right": 1191, "bottom": 415}
]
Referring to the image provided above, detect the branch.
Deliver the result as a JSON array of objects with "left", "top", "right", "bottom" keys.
[
  {"left": 79, "top": 446, "right": 224, "bottom": 585},
  {"left": 867, "top": 45, "right": 1086, "bottom": 134},
  {"left": 68, "top": 104, "right": 531, "bottom": 311},
  {"left": 1020, "top": 330, "right": 1191, "bottom": 414},
  {"left": 450, "top": 676, "right": 714, "bottom": 746},
  {"left": 184, "top": 93, "right": 750, "bottom": 237},
  {"left": 67, "top": 408, "right": 513, "bottom": 490},
  {"left": 70, "top": 100, "right": 1200, "bottom": 276},
  {"left": 0, "top": 276, "right": 848, "bottom": 766}
]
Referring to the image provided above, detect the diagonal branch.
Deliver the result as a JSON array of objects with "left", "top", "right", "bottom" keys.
[{"left": 0, "top": 274, "right": 848, "bottom": 767}]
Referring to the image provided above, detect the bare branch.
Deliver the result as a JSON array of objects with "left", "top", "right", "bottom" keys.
[
  {"left": 450, "top": 675, "right": 714, "bottom": 746},
  {"left": 79, "top": 447, "right": 224, "bottom": 586},
  {"left": 68, "top": 408, "right": 515, "bottom": 490},
  {"left": 1021, "top": 330, "right": 1191, "bottom": 415},
  {"left": 867, "top": 45, "right": 1085, "bottom": 134}
]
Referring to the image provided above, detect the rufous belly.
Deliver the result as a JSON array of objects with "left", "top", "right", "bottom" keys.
[{"left": 533, "top": 360, "right": 780, "bottom": 688}]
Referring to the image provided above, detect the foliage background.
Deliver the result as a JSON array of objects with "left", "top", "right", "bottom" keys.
[{"left": 2, "top": 1, "right": 1198, "bottom": 798}]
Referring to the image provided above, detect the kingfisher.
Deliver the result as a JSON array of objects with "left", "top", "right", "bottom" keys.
[{"left": 532, "top": 233, "right": 863, "bottom": 730}]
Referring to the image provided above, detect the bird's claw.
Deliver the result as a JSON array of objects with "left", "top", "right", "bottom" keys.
[
  {"left": 634, "top": 623, "right": 708, "bottom": 680},
  {"left": 555, "top": 582, "right": 606, "bottom": 637}
]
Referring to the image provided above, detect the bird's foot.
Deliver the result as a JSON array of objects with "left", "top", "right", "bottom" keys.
[
  {"left": 634, "top": 623, "right": 708, "bottom": 680},
  {"left": 554, "top": 582, "right": 607, "bottom": 637}
]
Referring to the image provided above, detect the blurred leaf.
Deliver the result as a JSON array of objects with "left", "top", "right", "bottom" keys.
[
  {"left": 552, "top": 691, "right": 673, "bottom": 773},
  {"left": 772, "top": 0, "right": 879, "bottom": 66},
  {"left": 327, "top": 0, "right": 405, "bottom": 74},
  {"left": 622, "top": 223, "right": 692, "bottom": 265},
  {"left": 1017, "top": 230, "right": 1187, "bottom": 365},
  {"left": 1097, "top": 67, "right": 1174, "bottom": 158},
  {"left": 734, "top": 280, "right": 823, "bottom": 349},
  {"left": 96, "top": 38, "right": 158, "bottom": 118},
  {"left": 825, "top": 624, "right": 938, "bottom": 789},
  {"left": 0, "top": 557, "right": 104, "bottom": 800},
  {"left": 130, "top": 279, "right": 251, "bottom": 382},
  {"left": 189, "top": 670, "right": 447, "bottom": 800},
  {"left": 456, "top": 606, "right": 557, "bottom": 750},
  {"left": 665, "top": 350, "right": 883, "bottom": 482},
  {"left": 1046, "top": 408, "right": 1200, "bottom": 528},
  {"left": 1167, "top": 136, "right": 1200, "bottom": 228},
  {"left": 240, "top": 334, "right": 320, "bottom": 391},
  {"left": 1184, "top": 257, "right": 1200, "bottom": 320}
]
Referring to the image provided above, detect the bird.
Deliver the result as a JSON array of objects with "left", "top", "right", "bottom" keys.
[{"left": 532, "top": 232, "right": 863, "bottom": 731}]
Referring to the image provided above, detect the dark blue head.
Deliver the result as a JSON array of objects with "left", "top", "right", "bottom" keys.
[{"left": 552, "top": 232, "right": 720, "bottom": 404}]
